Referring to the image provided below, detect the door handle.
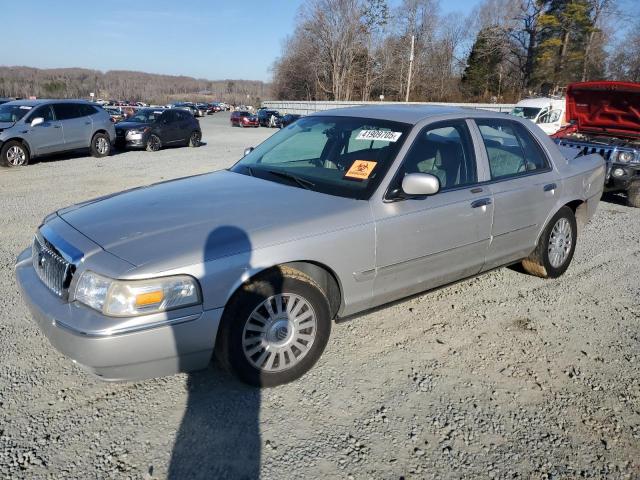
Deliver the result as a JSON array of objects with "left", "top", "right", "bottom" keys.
[
  {"left": 471, "top": 198, "right": 492, "bottom": 208},
  {"left": 53, "top": 125, "right": 61, "bottom": 128},
  {"left": 84, "top": 122, "right": 91, "bottom": 125},
  {"left": 470, "top": 187, "right": 483, "bottom": 193},
  {"left": 543, "top": 183, "right": 557, "bottom": 192}
]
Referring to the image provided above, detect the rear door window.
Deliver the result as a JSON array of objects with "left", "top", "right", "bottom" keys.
[
  {"left": 475, "top": 119, "right": 550, "bottom": 179},
  {"left": 53, "top": 103, "right": 85, "bottom": 120}
]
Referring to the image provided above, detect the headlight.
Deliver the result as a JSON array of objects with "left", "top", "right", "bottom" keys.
[
  {"left": 616, "top": 151, "right": 636, "bottom": 163},
  {"left": 125, "top": 128, "right": 149, "bottom": 138},
  {"left": 75, "top": 271, "right": 201, "bottom": 317}
]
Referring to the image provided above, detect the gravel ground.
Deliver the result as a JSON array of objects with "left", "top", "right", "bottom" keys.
[{"left": 0, "top": 113, "right": 638, "bottom": 479}]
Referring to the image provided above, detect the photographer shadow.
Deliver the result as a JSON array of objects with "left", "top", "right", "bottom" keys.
[{"left": 168, "top": 225, "right": 275, "bottom": 479}]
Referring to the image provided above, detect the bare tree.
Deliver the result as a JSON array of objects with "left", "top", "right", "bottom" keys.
[{"left": 582, "top": 0, "right": 613, "bottom": 81}]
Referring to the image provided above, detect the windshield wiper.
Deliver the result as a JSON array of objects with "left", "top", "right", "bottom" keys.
[{"left": 266, "top": 170, "right": 315, "bottom": 190}]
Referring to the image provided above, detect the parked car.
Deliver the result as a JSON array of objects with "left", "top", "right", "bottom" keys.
[
  {"left": 552, "top": 81, "right": 640, "bottom": 207},
  {"left": 115, "top": 107, "right": 201, "bottom": 152},
  {"left": 0, "top": 97, "right": 16, "bottom": 105},
  {"left": 230, "top": 111, "right": 259, "bottom": 127},
  {"left": 172, "top": 103, "right": 198, "bottom": 116},
  {"left": 104, "top": 107, "right": 126, "bottom": 123},
  {"left": 510, "top": 97, "right": 566, "bottom": 135},
  {"left": 0, "top": 99, "right": 115, "bottom": 167},
  {"left": 15, "top": 105, "right": 604, "bottom": 386},
  {"left": 258, "top": 109, "right": 281, "bottom": 127},
  {"left": 276, "top": 113, "right": 302, "bottom": 128}
]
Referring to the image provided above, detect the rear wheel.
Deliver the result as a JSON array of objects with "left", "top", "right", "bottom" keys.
[
  {"left": 1, "top": 140, "right": 30, "bottom": 167},
  {"left": 188, "top": 130, "right": 201, "bottom": 147},
  {"left": 521, "top": 206, "right": 577, "bottom": 279},
  {"left": 145, "top": 134, "right": 161, "bottom": 152},
  {"left": 627, "top": 181, "right": 640, "bottom": 208},
  {"left": 90, "top": 133, "right": 111, "bottom": 158},
  {"left": 216, "top": 267, "right": 331, "bottom": 387}
]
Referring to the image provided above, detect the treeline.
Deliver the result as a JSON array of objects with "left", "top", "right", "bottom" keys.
[
  {"left": 271, "top": 0, "right": 638, "bottom": 103},
  {"left": 0, "top": 67, "right": 270, "bottom": 104}
]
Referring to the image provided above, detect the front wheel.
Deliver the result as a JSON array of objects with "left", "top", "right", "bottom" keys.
[
  {"left": 145, "top": 134, "right": 162, "bottom": 152},
  {"left": 90, "top": 133, "right": 111, "bottom": 158},
  {"left": 521, "top": 206, "right": 577, "bottom": 279},
  {"left": 216, "top": 267, "right": 331, "bottom": 387},
  {"left": 1, "top": 140, "right": 30, "bottom": 167},
  {"left": 188, "top": 130, "right": 201, "bottom": 147}
]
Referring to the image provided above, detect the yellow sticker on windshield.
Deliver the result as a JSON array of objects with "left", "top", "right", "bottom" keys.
[{"left": 345, "top": 160, "right": 377, "bottom": 180}]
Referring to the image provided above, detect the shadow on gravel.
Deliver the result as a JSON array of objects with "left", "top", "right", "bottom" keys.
[
  {"left": 168, "top": 226, "right": 263, "bottom": 479},
  {"left": 600, "top": 191, "right": 629, "bottom": 207},
  {"left": 167, "top": 366, "right": 261, "bottom": 479},
  {"left": 30, "top": 148, "right": 126, "bottom": 166}
]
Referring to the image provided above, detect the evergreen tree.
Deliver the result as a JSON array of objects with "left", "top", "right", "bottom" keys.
[
  {"left": 534, "top": 0, "right": 593, "bottom": 91},
  {"left": 461, "top": 26, "right": 504, "bottom": 100}
]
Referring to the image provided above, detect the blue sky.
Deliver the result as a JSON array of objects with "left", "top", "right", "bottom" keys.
[{"left": 3, "top": 0, "right": 480, "bottom": 81}]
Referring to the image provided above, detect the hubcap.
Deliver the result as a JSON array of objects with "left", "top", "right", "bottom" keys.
[
  {"left": 7, "top": 146, "right": 26, "bottom": 166},
  {"left": 149, "top": 136, "right": 160, "bottom": 151},
  {"left": 96, "top": 137, "right": 109, "bottom": 155},
  {"left": 191, "top": 132, "right": 200, "bottom": 145},
  {"left": 548, "top": 217, "right": 572, "bottom": 268},
  {"left": 242, "top": 293, "right": 317, "bottom": 372}
]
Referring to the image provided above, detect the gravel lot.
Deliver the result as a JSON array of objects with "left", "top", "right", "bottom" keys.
[{"left": 1, "top": 112, "right": 638, "bottom": 479}]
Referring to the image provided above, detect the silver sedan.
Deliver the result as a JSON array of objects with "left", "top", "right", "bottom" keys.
[{"left": 16, "top": 105, "right": 605, "bottom": 386}]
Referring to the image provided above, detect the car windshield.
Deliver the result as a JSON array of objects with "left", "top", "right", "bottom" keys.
[
  {"left": 0, "top": 104, "right": 32, "bottom": 123},
  {"left": 510, "top": 107, "right": 541, "bottom": 120},
  {"left": 127, "top": 109, "right": 164, "bottom": 123},
  {"left": 231, "top": 115, "right": 411, "bottom": 200}
]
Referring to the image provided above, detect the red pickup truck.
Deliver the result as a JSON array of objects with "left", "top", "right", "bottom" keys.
[{"left": 553, "top": 81, "right": 640, "bottom": 207}]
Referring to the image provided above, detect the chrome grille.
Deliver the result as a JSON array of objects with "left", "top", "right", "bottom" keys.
[
  {"left": 555, "top": 139, "right": 615, "bottom": 161},
  {"left": 32, "top": 235, "right": 74, "bottom": 298}
]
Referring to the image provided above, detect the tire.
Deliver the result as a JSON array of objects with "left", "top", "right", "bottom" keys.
[
  {"left": 145, "top": 134, "right": 162, "bottom": 152},
  {"left": 188, "top": 130, "right": 201, "bottom": 148},
  {"left": 216, "top": 266, "right": 332, "bottom": 387},
  {"left": 521, "top": 206, "right": 577, "bottom": 279},
  {"left": 1, "top": 140, "right": 30, "bottom": 167},
  {"left": 90, "top": 133, "right": 111, "bottom": 158},
  {"left": 627, "top": 181, "right": 640, "bottom": 208}
]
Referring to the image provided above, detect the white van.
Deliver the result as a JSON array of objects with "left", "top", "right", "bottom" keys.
[{"left": 510, "top": 97, "right": 565, "bottom": 135}]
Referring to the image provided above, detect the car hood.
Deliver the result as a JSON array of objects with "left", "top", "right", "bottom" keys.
[
  {"left": 565, "top": 81, "right": 640, "bottom": 138},
  {"left": 115, "top": 121, "right": 150, "bottom": 130},
  {"left": 57, "top": 170, "right": 368, "bottom": 269}
]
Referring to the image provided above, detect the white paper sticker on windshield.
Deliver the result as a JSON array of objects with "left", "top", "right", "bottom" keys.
[
  {"left": 19, "top": 106, "right": 33, "bottom": 110},
  {"left": 356, "top": 130, "right": 402, "bottom": 142}
]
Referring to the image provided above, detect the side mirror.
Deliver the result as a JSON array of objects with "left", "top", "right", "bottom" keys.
[
  {"left": 401, "top": 173, "right": 440, "bottom": 196},
  {"left": 244, "top": 147, "right": 254, "bottom": 157},
  {"left": 30, "top": 117, "right": 44, "bottom": 127}
]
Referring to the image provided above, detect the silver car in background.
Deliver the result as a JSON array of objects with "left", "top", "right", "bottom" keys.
[
  {"left": 0, "top": 99, "right": 115, "bottom": 167},
  {"left": 15, "top": 106, "right": 605, "bottom": 386}
]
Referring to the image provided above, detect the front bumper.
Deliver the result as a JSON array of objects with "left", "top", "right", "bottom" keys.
[
  {"left": 115, "top": 131, "right": 148, "bottom": 149},
  {"left": 605, "top": 163, "right": 640, "bottom": 191},
  {"left": 15, "top": 248, "right": 222, "bottom": 381}
]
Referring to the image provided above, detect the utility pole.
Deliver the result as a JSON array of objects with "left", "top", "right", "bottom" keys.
[{"left": 405, "top": 35, "right": 415, "bottom": 103}]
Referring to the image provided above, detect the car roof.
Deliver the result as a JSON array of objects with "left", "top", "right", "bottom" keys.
[
  {"left": 3, "top": 98, "right": 93, "bottom": 108},
  {"left": 514, "top": 98, "right": 562, "bottom": 108},
  {"left": 310, "top": 104, "right": 507, "bottom": 125}
]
